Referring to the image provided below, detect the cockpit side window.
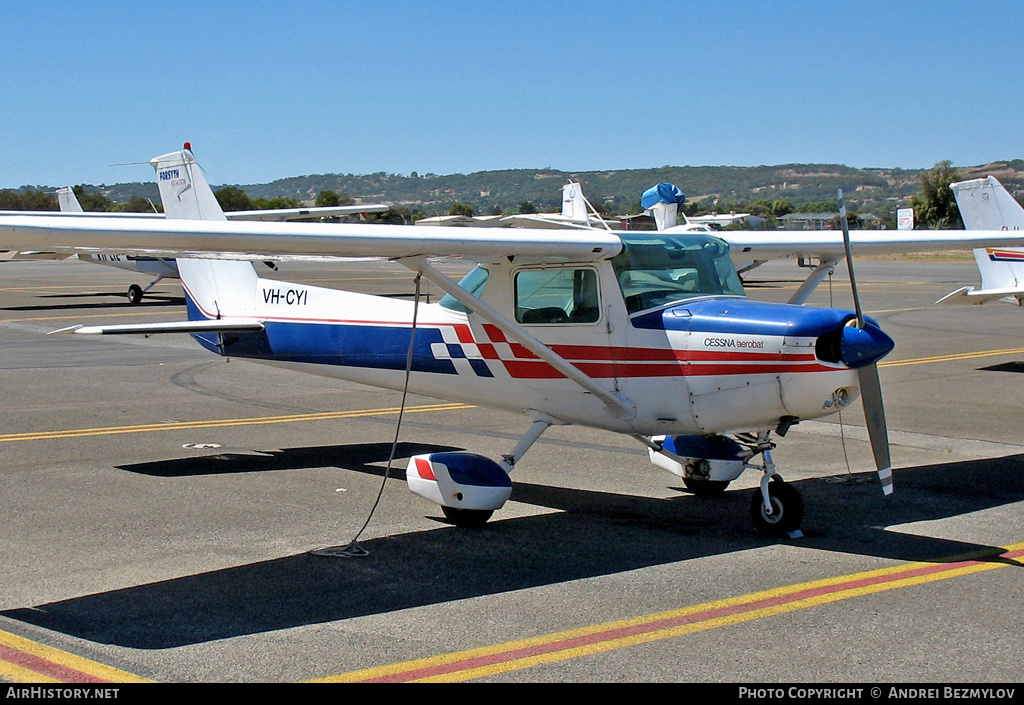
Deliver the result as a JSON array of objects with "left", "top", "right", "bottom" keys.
[
  {"left": 515, "top": 268, "right": 600, "bottom": 324},
  {"left": 439, "top": 265, "right": 489, "bottom": 313},
  {"left": 611, "top": 233, "right": 744, "bottom": 314}
]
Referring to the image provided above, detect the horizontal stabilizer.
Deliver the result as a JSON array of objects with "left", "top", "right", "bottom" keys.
[
  {"left": 936, "top": 285, "right": 1024, "bottom": 306},
  {"left": 50, "top": 319, "right": 265, "bottom": 336}
]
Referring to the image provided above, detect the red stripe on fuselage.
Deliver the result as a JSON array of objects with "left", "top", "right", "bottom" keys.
[{"left": 500, "top": 360, "right": 835, "bottom": 379}]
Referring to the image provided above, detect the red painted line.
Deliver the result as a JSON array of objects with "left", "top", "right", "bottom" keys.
[
  {"left": 0, "top": 644, "right": 111, "bottom": 683},
  {"left": 350, "top": 547, "right": 1024, "bottom": 682},
  {"left": 500, "top": 359, "right": 834, "bottom": 379}
]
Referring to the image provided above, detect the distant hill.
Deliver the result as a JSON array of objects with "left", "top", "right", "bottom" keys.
[{"left": 52, "top": 160, "right": 1024, "bottom": 220}]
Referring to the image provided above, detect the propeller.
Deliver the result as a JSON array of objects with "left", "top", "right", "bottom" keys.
[{"left": 837, "top": 189, "right": 893, "bottom": 495}]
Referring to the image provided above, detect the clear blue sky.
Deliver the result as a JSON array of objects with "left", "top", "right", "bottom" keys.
[{"left": 2, "top": 1, "right": 1021, "bottom": 189}]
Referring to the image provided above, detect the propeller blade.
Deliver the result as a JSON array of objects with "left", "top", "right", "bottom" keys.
[
  {"left": 837, "top": 189, "right": 893, "bottom": 495},
  {"left": 858, "top": 362, "right": 893, "bottom": 495},
  {"left": 837, "top": 188, "right": 865, "bottom": 328}
]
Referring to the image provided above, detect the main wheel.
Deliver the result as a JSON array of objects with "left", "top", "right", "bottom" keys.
[
  {"left": 127, "top": 284, "right": 144, "bottom": 304},
  {"left": 441, "top": 506, "right": 493, "bottom": 528},
  {"left": 750, "top": 481, "right": 803, "bottom": 536},
  {"left": 683, "top": 478, "right": 730, "bottom": 497}
]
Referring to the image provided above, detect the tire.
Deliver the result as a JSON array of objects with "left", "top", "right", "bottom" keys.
[
  {"left": 750, "top": 481, "right": 803, "bottom": 536},
  {"left": 127, "top": 284, "right": 144, "bottom": 304},
  {"left": 441, "top": 506, "right": 493, "bottom": 528},
  {"left": 683, "top": 478, "right": 730, "bottom": 497}
]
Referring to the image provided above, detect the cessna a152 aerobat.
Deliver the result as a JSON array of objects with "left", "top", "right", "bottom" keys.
[{"left": 3, "top": 147, "right": 1024, "bottom": 535}]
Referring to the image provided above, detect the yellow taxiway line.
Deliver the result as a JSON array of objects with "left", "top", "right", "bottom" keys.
[
  {"left": 4, "top": 544, "right": 1019, "bottom": 683},
  {"left": 0, "top": 402, "right": 474, "bottom": 444},
  {"left": 316, "top": 542, "right": 1024, "bottom": 683},
  {"left": 0, "top": 629, "right": 150, "bottom": 684}
]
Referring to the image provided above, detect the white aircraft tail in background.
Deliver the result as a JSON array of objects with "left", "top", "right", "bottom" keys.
[
  {"left": 56, "top": 186, "right": 83, "bottom": 212},
  {"left": 501, "top": 181, "right": 615, "bottom": 230},
  {"left": 939, "top": 176, "right": 1024, "bottom": 306},
  {"left": 642, "top": 182, "right": 685, "bottom": 231}
]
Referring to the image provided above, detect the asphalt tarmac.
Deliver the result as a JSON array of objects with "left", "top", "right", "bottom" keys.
[{"left": 0, "top": 255, "right": 1021, "bottom": 684}]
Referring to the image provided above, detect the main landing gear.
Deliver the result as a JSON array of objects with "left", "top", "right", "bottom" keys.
[
  {"left": 406, "top": 417, "right": 554, "bottom": 528},
  {"left": 406, "top": 420, "right": 806, "bottom": 535},
  {"left": 126, "top": 273, "right": 170, "bottom": 305},
  {"left": 127, "top": 284, "right": 145, "bottom": 304},
  {"left": 647, "top": 430, "right": 805, "bottom": 537},
  {"left": 127, "top": 280, "right": 163, "bottom": 305}
]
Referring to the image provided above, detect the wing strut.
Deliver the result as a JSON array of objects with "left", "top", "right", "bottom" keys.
[
  {"left": 400, "top": 256, "right": 636, "bottom": 420},
  {"left": 788, "top": 258, "right": 840, "bottom": 305}
]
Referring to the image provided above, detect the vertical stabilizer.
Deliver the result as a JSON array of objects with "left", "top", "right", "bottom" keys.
[
  {"left": 150, "top": 144, "right": 258, "bottom": 318},
  {"left": 562, "top": 182, "right": 588, "bottom": 221},
  {"left": 151, "top": 145, "right": 227, "bottom": 222},
  {"left": 641, "top": 183, "right": 686, "bottom": 231},
  {"left": 953, "top": 175, "right": 1024, "bottom": 290},
  {"left": 952, "top": 176, "right": 1024, "bottom": 231},
  {"left": 56, "top": 187, "right": 83, "bottom": 212},
  {"left": 940, "top": 176, "right": 1024, "bottom": 304}
]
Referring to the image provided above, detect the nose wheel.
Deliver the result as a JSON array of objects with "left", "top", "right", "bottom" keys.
[
  {"left": 738, "top": 434, "right": 804, "bottom": 537},
  {"left": 751, "top": 477, "right": 803, "bottom": 536}
]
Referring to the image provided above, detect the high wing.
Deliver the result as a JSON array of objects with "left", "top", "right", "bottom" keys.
[
  {"left": 717, "top": 228, "right": 1024, "bottom": 305},
  {"left": 719, "top": 228, "right": 1024, "bottom": 261},
  {"left": 2, "top": 213, "right": 1022, "bottom": 271},
  {"left": 0, "top": 213, "right": 623, "bottom": 263}
]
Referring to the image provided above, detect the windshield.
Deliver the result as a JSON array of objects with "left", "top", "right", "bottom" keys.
[
  {"left": 611, "top": 233, "right": 744, "bottom": 314},
  {"left": 439, "top": 265, "right": 489, "bottom": 313}
]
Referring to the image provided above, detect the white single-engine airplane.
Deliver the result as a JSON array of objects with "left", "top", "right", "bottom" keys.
[
  {"left": 4, "top": 148, "right": 1024, "bottom": 535},
  {"left": 939, "top": 175, "right": 1024, "bottom": 306}
]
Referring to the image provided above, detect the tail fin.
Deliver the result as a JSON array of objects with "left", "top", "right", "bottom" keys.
[
  {"left": 150, "top": 144, "right": 258, "bottom": 318},
  {"left": 641, "top": 183, "right": 686, "bottom": 231},
  {"left": 56, "top": 187, "right": 83, "bottom": 212},
  {"left": 951, "top": 176, "right": 1024, "bottom": 231},
  {"left": 561, "top": 182, "right": 588, "bottom": 221},
  {"left": 939, "top": 176, "right": 1024, "bottom": 305},
  {"left": 151, "top": 144, "right": 227, "bottom": 222}
]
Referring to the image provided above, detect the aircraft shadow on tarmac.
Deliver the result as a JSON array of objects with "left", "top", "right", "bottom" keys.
[
  {"left": 1, "top": 293, "right": 185, "bottom": 312},
  {"left": 3, "top": 448, "right": 1023, "bottom": 649},
  {"left": 114, "top": 441, "right": 460, "bottom": 477},
  {"left": 981, "top": 361, "right": 1024, "bottom": 374}
]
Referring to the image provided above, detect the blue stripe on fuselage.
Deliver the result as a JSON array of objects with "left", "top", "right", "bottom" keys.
[{"left": 184, "top": 290, "right": 458, "bottom": 374}]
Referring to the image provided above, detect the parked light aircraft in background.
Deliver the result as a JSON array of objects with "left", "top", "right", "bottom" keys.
[
  {"left": 497, "top": 181, "right": 615, "bottom": 230},
  {"left": 3, "top": 147, "right": 1024, "bottom": 536},
  {"left": 498, "top": 179, "right": 1013, "bottom": 307},
  {"left": 498, "top": 181, "right": 713, "bottom": 233},
  {"left": 1, "top": 170, "right": 390, "bottom": 303},
  {"left": 939, "top": 175, "right": 1024, "bottom": 306}
]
